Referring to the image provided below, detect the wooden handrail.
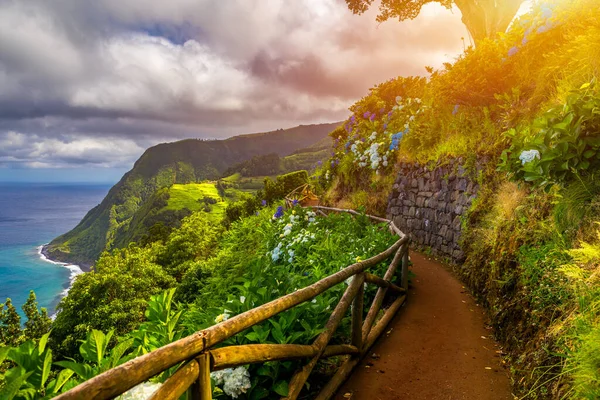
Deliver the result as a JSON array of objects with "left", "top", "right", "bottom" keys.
[
  {"left": 210, "top": 344, "right": 359, "bottom": 370},
  {"left": 56, "top": 208, "right": 411, "bottom": 400}
]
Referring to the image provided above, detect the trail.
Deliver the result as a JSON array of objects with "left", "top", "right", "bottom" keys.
[{"left": 335, "top": 252, "right": 514, "bottom": 400}]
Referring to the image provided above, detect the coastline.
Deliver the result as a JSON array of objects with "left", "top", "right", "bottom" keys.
[{"left": 38, "top": 244, "right": 86, "bottom": 302}]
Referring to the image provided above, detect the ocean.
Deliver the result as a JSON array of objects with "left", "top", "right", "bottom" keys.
[{"left": 0, "top": 183, "right": 111, "bottom": 318}]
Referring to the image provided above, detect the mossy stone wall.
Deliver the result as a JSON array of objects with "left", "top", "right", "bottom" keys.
[{"left": 386, "top": 158, "right": 486, "bottom": 263}]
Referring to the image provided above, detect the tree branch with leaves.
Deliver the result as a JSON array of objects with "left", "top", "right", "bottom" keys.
[{"left": 345, "top": 0, "right": 524, "bottom": 46}]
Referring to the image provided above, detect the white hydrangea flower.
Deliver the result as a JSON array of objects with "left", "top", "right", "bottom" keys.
[
  {"left": 215, "top": 312, "right": 230, "bottom": 323},
  {"left": 210, "top": 369, "right": 229, "bottom": 386},
  {"left": 519, "top": 149, "right": 541, "bottom": 165},
  {"left": 117, "top": 382, "right": 161, "bottom": 400},
  {"left": 211, "top": 367, "right": 251, "bottom": 399},
  {"left": 271, "top": 243, "right": 283, "bottom": 262},
  {"left": 239, "top": 296, "right": 246, "bottom": 304}
]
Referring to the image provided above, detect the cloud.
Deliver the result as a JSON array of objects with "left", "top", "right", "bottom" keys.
[
  {"left": 0, "top": 131, "right": 145, "bottom": 168},
  {"left": 0, "top": 0, "right": 468, "bottom": 170}
]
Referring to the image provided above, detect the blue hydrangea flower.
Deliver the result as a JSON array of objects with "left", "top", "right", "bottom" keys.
[
  {"left": 519, "top": 149, "right": 541, "bottom": 165},
  {"left": 369, "top": 113, "right": 376, "bottom": 122},
  {"left": 389, "top": 129, "right": 408, "bottom": 151},
  {"left": 292, "top": 199, "right": 299, "bottom": 206},
  {"left": 273, "top": 206, "right": 284, "bottom": 219},
  {"left": 261, "top": 200, "right": 267, "bottom": 207},
  {"left": 452, "top": 105, "right": 460, "bottom": 115},
  {"left": 508, "top": 46, "right": 519, "bottom": 57},
  {"left": 363, "top": 111, "right": 371, "bottom": 119}
]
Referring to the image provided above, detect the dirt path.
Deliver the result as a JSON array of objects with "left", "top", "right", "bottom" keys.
[{"left": 335, "top": 252, "right": 514, "bottom": 400}]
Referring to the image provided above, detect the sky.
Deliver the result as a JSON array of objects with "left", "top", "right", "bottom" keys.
[{"left": 0, "top": 0, "right": 486, "bottom": 182}]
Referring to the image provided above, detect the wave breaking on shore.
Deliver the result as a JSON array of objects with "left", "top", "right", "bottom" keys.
[{"left": 37, "top": 245, "right": 84, "bottom": 300}]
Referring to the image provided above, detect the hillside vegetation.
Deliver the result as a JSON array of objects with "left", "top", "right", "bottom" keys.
[
  {"left": 44, "top": 123, "right": 337, "bottom": 267},
  {"left": 314, "top": 0, "right": 600, "bottom": 397},
  {"left": 0, "top": 205, "right": 397, "bottom": 399},
  {"left": 2, "top": 1, "right": 600, "bottom": 399}
]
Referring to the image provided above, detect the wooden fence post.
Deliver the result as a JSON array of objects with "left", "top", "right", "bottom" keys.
[
  {"left": 351, "top": 273, "right": 365, "bottom": 351},
  {"left": 401, "top": 243, "right": 410, "bottom": 291},
  {"left": 191, "top": 352, "right": 212, "bottom": 400}
]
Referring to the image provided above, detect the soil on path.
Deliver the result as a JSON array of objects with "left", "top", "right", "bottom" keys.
[{"left": 335, "top": 252, "right": 514, "bottom": 400}]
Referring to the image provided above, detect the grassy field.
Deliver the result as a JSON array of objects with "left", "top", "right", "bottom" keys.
[
  {"left": 221, "top": 174, "right": 270, "bottom": 192},
  {"left": 221, "top": 173, "right": 241, "bottom": 183},
  {"left": 164, "top": 183, "right": 228, "bottom": 220}
]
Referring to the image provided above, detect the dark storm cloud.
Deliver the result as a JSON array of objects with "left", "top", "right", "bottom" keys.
[{"left": 0, "top": 0, "right": 469, "bottom": 168}]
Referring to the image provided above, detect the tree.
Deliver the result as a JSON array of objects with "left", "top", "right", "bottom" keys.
[
  {"left": 345, "top": 0, "right": 524, "bottom": 46},
  {"left": 22, "top": 291, "right": 52, "bottom": 341},
  {"left": 0, "top": 298, "right": 22, "bottom": 346}
]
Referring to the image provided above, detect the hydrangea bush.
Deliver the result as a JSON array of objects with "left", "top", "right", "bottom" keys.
[
  {"left": 183, "top": 205, "right": 397, "bottom": 399},
  {"left": 326, "top": 95, "right": 424, "bottom": 181},
  {"left": 500, "top": 80, "right": 600, "bottom": 186}
]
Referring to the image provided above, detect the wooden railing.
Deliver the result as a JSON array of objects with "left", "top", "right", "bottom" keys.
[
  {"left": 284, "top": 183, "right": 319, "bottom": 208},
  {"left": 55, "top": 206, "right": 410, "bottom": 400}
]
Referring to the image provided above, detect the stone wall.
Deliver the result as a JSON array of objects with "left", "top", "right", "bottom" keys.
[{"left": 386, "top": 158, "right": 483, "bottom": 263}]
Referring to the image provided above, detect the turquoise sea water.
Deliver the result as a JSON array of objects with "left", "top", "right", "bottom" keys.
[{"left": 0, "top": 183, "right": 111, "bottom": 317}]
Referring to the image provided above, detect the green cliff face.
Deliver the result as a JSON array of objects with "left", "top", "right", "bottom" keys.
[{"left": 45, "top": 123, "right": 338, "bottom": 266}]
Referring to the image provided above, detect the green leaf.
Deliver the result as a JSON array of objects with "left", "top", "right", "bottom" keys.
[
  {"left": 580, "top": 160, "right": 590, "bottom": 169},
  {"left": 38, "top": 332, "right": 50, "bottom": 354},
  {"left": 0, "top": 371, "right": 33, "bottom": 400},
  {"left": 0, "top": 347, "right": 9, "bottom": 365},
  {"left": 80, "top": 329, "right": 113, "bottom": 365},
  {"left": 109, "top": 338, "right": 134, "bottom": 369},
  {"left": 47, "top": 369, "right": 75, "bottom": 394},
  {"left": 256, "top": 365, "right": 274, "bottom": 378},
  {"left": 273, "top": 380, "right": 289, "bottom": 396},
  {"left": 55, "top": 361, "right": 93, "bottom": 381},
  {"left": 249, "top": 386, "right": 269, "bottom": 400},
  {"left": 583, "top": 149, "right": 596, "bottom": 159},
  {"left": 40, "top": 349, "right": 52, "bottom": 389}
]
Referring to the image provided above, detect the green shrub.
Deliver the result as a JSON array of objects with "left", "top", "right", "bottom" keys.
[
  {"left": 263, "top": 170, "right": 309, "bottom": 203},
  {"left": 501, "top": 80, "right": 600, "bottom": 187},
  {"left": 181, "top": 206, "right": 397, "bottom": 398}
]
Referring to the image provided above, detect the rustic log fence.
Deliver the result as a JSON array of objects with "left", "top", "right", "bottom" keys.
[
  {"left": 284, "top": 183, "right": 319, "bottom": 208},
  {"left": 55, "top": 206, "right": 410, "bottom": 400}
]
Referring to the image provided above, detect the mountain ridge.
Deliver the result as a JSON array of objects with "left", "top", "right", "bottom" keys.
[{"left": 44, "top": 122, "right": 339, "bottom": 266}]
